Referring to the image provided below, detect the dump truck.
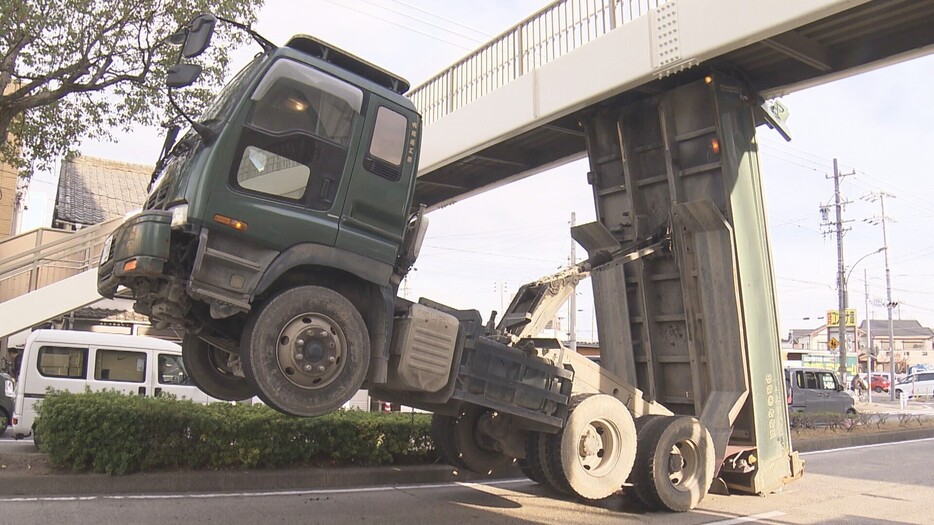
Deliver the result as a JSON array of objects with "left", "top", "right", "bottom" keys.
[{"left": 97, "top": 14, "right": 801, "bottom": 512}]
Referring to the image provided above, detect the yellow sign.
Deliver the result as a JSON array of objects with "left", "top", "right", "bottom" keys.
[
  {"left": 828, "top": 337, "right": 839, "bottom": 350},
  {"left": 827, "top": 309, "right": 857, "bottom": 327}
]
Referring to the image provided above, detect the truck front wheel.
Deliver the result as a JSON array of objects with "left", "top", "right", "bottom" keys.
[
  {"left": 182, "top": 334, "right": 255, "bottom": 401},
  {"left": 241, "top": 285, "right": 370, "bottom": 417}
]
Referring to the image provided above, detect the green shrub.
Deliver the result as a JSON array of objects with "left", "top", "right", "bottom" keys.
[{"left": 35, "top": 390, "right": 434, "bottom": 475}]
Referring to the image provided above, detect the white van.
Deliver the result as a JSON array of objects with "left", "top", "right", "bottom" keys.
[{"left": 11, "top": 330, "right": 214, "bottom": 439}]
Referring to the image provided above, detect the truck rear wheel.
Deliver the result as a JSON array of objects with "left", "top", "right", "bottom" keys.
[
  {"left": 430, "top": 413, "right": 465, "bottom": 469},
  {"left": 549, "top": 394, "right": 637, "bottom": 500},
  {"left": 631, "top": 415, "right": 715, "bottom": 512},
  {"left": 241, "top": 285, "right": 370, "bottom": 417},
  {"left": 182, "top": 334, "right": 254, "bottom": 401},
  {"left": 452, "top": 404, "right": 515, "bottom": 476}
]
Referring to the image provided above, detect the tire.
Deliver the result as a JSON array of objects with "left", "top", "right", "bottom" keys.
[
  {"left": 873, "top": 386, "right": 883, "bottom": 394},
  {"left": 541, "top": 431, "right": 572, "bottom": 495},
  {"left": 0, "top": 409, "right": 8, "bottom": 438},
  {"left": 550, "top": 394, "right": 637, "bottom": 500},
  {"left": 521, "top": 431, "right": 549, "bottom": 486},
  {"left": 895, "top": 389, "right": 902, "bottom": 399},
  {"left": 241, "top": 285, "right": 370, "bottom": 417},
  {"left": 182, "top": 333, "right": 254, "bottom": 401},
  {"left": 631, "top": 416, "right": 716, "bottom": 512},
  {"left": 430, "top": 414, "right": 465, "bottom": 469},
  {"left": 452, "top": 404, "right": 515, "bottom": 476}
]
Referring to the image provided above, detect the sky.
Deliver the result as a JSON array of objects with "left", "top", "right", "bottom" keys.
[{"left": 22, "top": 0, "right": 934, "bottom": 341}]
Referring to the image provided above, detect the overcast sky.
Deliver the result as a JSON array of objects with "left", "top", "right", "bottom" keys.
[{"left": 26, "top": 0, "right": 934, "bottom": 340}]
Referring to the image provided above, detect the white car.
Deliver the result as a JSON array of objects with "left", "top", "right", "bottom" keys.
[{"left": 894, "top": 371, "right": 934, "bottom": 399}]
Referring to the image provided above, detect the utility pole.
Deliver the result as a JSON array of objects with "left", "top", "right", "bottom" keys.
[
  {"left": 864, "top": 191, "right": 896, "bottom": 400},
  {"left": 824, "top": 158, "right": 852, "bottom": 385},
  {"left": 865, "top": 269, "right": 872, "bottom": 403},
  {"left": 568, "top": 212, "right": 577, "bottom": 352}
]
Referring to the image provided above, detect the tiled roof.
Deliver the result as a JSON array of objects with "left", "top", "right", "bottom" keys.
[
  {"left": 55, "top": 155, "right": 152, "bottom": 225},
  {"left": 72, "top": 307, "right": 150, "bottom": 323},
  {"left": 858, "top": 319, "right": 934, "bottom": 338}
]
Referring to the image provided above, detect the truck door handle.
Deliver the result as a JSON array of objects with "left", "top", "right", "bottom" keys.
[
  {"left": 138, "top": 386, "right": 146, "bottom": 396},
  {"left": 155, "top": 388, "right": 163, "bottom": 397}
]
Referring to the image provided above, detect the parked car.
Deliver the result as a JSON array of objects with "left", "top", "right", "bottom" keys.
[
  {"left": 784, "top": 367, "right": 856, "bottom": 415},
  {"left": 869, "top": 374, "right": 890, "bottom": 393},
  {"left": 0, "top": 372, "right": 13, "bottom": 437},
  {"left": 894, "top": 371, "right": 934, "bottom": 399}
]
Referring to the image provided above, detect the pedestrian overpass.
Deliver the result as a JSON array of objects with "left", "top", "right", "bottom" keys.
[{"left": 1, "top": 0, "right": 932, "bottom": 339}]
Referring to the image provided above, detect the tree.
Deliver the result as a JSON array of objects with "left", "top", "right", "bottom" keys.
[{"left": 0, "top": 0, "right": 265, "bottom": 177}]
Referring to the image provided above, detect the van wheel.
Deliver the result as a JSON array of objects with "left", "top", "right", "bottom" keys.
[
  {"left": 241, "top": 285, "right": 370, "bottom": 417},
  {"left": 895, "top": 390, "right": 902, "bottom": 399},
  {"left": 182, "top": 334, "right": 255, "bottom": 401}
]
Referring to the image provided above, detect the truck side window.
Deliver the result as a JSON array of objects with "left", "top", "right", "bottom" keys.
[
  {"left": 94, "top": 350, "right": 146, "bottom": 383},
  {"left": 365, "top": 106, "right": 407, "bottom": 181},
  {"left": 233, "top": 59, "right": 363, "bottom": 209},
  {"left": 37, "top": 346, "right": 88, "bottom": 379}
]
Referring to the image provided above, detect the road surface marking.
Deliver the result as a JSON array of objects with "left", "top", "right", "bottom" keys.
[
  {"left": 705, "top": 511, "right": 786, "bottom": 524},
  {"left": 0, "top": 478, "right": 531, "bottom": 503}
]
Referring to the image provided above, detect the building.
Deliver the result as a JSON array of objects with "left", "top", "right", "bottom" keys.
[
  {"left": 52, "top": 155, "right": 151, "bottom": 230},
  {"left": 859, "top": 319, "right": 934, "bottom": 374}
]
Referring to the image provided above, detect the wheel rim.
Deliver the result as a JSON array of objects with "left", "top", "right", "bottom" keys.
[
  {"left": 667, "top": 438, "right": 700, "bottom": 491},
  {"left": 275, "top": 312, "right": 347, "bottom": 390},
  {"left": 576, "top": 417, "right": 622, "bottom": 476}
]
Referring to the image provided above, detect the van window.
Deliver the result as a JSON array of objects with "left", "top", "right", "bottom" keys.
[
  {"left": 37, "top": 346, "right": 88, "bottom": 379},
  {"left": 94, "top": 350, "right": 146, "bottom": 383},
  {"left": 818, "top": 371, "right": 837, "bottom": 390},
  {"left": 158, "top": 354, "right": 193, "bottom": 385}
]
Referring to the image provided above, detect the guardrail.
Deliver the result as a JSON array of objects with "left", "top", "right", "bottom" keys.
[
  {"left": 0, "top": 219, "right": 121, "bottom": 303},
  {"left": 407, "top": 0, "right": 666, "bottom": 124}
]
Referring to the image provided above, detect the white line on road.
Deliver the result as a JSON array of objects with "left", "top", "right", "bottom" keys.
[
  {"left": 705, "top": 511, "right": 786, "bottom": 524},
  {"left": 799, "top": 436, "right": 934, "bottom": 456},
  {"left": 0, "top": 478, "right": 531, "bottom": 503}
]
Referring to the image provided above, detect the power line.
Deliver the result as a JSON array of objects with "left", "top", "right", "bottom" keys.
[
  {"left": 320, "top": 0, "right": 472, "bottom": 50},
  {"left": 388, "top": 0, "right": 492, "bottom": 38}
]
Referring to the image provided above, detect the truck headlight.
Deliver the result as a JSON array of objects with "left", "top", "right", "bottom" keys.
[
  {"left": 170, "top": 204, "right": 189, "bottom": 229},
  {"left": 100, "top": 234, "right": 114, "bottom": 264}
]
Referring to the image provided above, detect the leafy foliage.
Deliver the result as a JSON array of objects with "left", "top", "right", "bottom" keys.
[
  {"left": 35, "top": 390, "right": 435, "bottom": 475},
  {"left": 0, "top": 0, "right": 265, "bottom": 177}
]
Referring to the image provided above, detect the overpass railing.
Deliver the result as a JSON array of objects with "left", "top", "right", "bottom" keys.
[{"left": 408, "top": 0, "right": 666, "bottom": 124}]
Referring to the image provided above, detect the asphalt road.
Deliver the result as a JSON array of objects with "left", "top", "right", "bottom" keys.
[{"left": 1, "top": 437, "right": 931, "bottom": 524}]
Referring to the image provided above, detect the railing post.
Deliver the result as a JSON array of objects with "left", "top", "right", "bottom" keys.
[
  {"left": 608, "top": 0, "right": 618, "bottom": 30},
  {"left": 29, "top": 229, "right": 43, "bottom": 293}
]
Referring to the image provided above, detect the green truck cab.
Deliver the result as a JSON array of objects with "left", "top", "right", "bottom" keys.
[{"left": 98, "top": 16, "right": 425, "bottom": 416}]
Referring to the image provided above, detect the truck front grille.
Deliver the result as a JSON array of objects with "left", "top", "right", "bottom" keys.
[{"left": 144, "top": 185, "right": 170, "bottom": 210}]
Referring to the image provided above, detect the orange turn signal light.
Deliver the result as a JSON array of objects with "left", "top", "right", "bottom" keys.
[
  {"left": 711, "top": 138, "right": 720, "bottom": 154},
  {"left": 704, "top": 75, "right": 713, "bottom": 84},
  {"left": 214, "top": 214, "right": 248, "bottom": 231},
  {"left": 123, "top": 259, "right": 138, "bottom": 272}
]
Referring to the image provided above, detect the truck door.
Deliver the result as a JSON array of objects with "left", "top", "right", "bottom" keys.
[
  {"left": 91, "top": 347, "right": 150, "bottom": 396},
  {"left": 152, "top": 353, "right": 211, "bottom": 403},
  {"left": 222, "top": 58, "right": 365, "bottom": 248},
  {"left": 336, "top": 101, "right": 415, "bottom": 267}
]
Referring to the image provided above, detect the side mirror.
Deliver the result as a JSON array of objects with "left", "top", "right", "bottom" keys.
[
  {"left": 182, "top": 14, "right": 217, "bottom": 58},
  {"left": 166, "top": 64, "right": 203, "bottom": 88}
]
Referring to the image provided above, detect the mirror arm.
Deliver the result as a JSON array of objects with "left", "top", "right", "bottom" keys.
[
  {"left": 216, "top": 16, "right": 276, "bottom": 52},
  {"left": 167, "top": 89, "right": 215, "bottom": 145}
]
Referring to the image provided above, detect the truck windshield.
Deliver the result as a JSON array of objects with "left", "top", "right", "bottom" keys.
[{"left": 199, "top": 54, "right": 268, "bottom": 124}]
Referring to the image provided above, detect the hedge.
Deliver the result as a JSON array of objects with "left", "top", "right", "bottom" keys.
[{"left": 35, "top": 390, "right": 435, "bottom": 475}]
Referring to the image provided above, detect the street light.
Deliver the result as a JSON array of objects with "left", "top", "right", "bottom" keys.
[{"left": 838, "top": 247, "right": 885, "bottom": 388}]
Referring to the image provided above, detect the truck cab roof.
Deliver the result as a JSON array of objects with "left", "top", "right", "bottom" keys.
[{"left": 286, "top": 35, "right": 410, "bottom": 95}]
